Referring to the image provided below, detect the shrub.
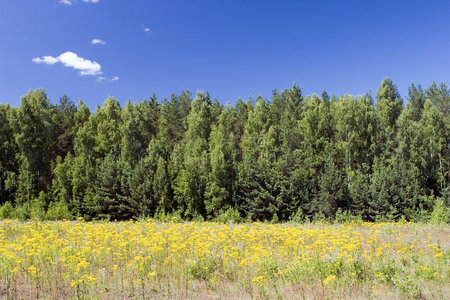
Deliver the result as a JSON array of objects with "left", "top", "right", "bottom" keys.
[
  {"left": 15, "top": 203, "right": 30, "bottom": 221},
  {"left": 154, "top": 210, "right": 182, "bottom": 222},
  {"left": 45, "top": 201, "right": 73, "bottom": 220},
  {"left": 0, "top": 201, "right": 15, "bottom": 219},
  {"left": 214, "top": 207, "right": 242, "bottom": 223},
  {"left": 30, "top": 191, "right": 47, "bottom": 220},
  {"left": 334, "top": 208, "right": 362, "bottom": 223},
  {"left": 188, "top": 258, "right": 217, "bottom": 281},
  {"left": 289, "top": 207, "right": 305, "bottom": 223},
  {"left": 430, "top": 197, "right": 449, "bottom": 224}
]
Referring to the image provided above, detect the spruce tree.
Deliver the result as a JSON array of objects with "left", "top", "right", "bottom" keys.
[{"left": 0, "top": 105, "right": 18, "bottom": 204}]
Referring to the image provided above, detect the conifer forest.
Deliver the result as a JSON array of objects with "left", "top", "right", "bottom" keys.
[{"left": 0, "top": 78, "right": 449, "bottom": 222}]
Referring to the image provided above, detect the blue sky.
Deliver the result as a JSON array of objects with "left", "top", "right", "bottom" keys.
[{"left": 1, "top": 0, "right": 449, "bottom": 109}]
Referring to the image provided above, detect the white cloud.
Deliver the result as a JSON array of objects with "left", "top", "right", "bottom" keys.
[
  {"left": 32, "top": 51, "right": 101, "bottom": 76},
  {"left": 97, "top": 76, "right": 119, "bottom": 82},
  {"left": 91, "top": 38, "right": 106, "bottom": 45},
  {"left": 32, "top": 56, "right": 59, "bottom": 64},
  {"left": 144, "top": 28, "right": 150, "bottom": 32},
  {"left": 60, "top": 0, "right": 99, "bottom": 5},
  {"left": 58, "top": 52, "right": 101, "bottom": 75}
]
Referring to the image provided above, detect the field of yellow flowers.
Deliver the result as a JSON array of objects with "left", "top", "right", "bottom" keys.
[{"left": 0, "top": 220, "right": 448, "bottom": 299}]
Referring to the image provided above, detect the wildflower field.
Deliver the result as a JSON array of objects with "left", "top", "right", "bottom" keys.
[{"left": 0, "top": 220, "right": 448, "bottom": 299}]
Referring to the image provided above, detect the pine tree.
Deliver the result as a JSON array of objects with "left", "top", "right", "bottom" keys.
[
  {"left": 348, "top": 167, "right": 371, "bottom": 219},
  {"left": 317, "top": 149, "right": 349, "bottom": 219},
  {"left": 52, "top": 95, "right": 77, "bottom": 158},
  {"left": 92, "top": 153, "right": 132, "bottom": 220},
  {"left": 375, "top": 78, "right": 403, "bottom": 130},
  {"left": 236, "top": 97, "right": 280, "bottom": 221},
  {"left": 369, "top": 157, "right": 420, "bottom": 221},
  {"left": 126, "top": 155, "right": 156, "bottom": 217},
  {"left": 375, "top": 78, "right": 403, "bottom": 157},
  {"left": 275, "top": 84, "right": 306, "bottom": 221}
]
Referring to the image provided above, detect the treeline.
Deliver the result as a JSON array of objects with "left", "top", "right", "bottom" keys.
[{"left": 0, "top": 78, "right": 449, "bottom": 222}]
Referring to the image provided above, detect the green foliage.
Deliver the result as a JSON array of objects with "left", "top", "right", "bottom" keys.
[
  {"left": 236, "top": 98, "right": 280, "bottom": 221},
  {"left": 1, "top": 81, "right": 449, "bottom": 222},
  {"left": 153, "top": 210, "right": 182, "bottom": 222},
  {"left": 11, "top": 89, "right": 55, "bottom": 196},
  {"left": 289, "top": 208, "right": 305, "bottom": 223},
  {"left": 15, "top": 203, "right": 31, "bottom": 221},
  {"left": 425, "top": 81, "right": 450, "bottom": 130},
  {"left": 407, "top": 83, "right": 425, "bottom": 122},
  {"left": 188, "top": 258, "right": 217, "bottom": 281},
  {"left": 45, "top": 200, "right": 73, "bottom": 220},
  {"left": 376, "top": 263, "right": 402, "bottom": 285},
  {"left": 348, "top": 168, "right": 371, "bottom": 219},
  {"left": 334, "top": 208, "right": 362, "bottom": 223},
  {"left": 173, "top": 91, "right": 212, "bottom": 219},
  {"left": 430, "top": 197, "right": 449, "bottom": 224},
  {"left": 0, "top": 201, "right": 15, "bottom": 219},
  {"left": 52, "top": 95, "right": 77, "bottom": 158},
  {"left": 375, "top": 78, "right": 403, "bottom": 130},
  {"left": 30, "top": 191, "right": 47, "bottom": 220},
  {"left": 317, "top": 151, "right": 350, "bottom": 219},
  {"left": 204, "top": 107, "right": 237, "bottom": 218},
  {"left": 0, "top": 104, "right": 18, "bottom": 204},
  {"left": 214, "top": 207, "right": 242, "bottom": 223}
]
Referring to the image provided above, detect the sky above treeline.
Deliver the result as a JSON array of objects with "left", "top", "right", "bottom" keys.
[{"left": 1, "top": 0, "right": 449, "bottom": 109}]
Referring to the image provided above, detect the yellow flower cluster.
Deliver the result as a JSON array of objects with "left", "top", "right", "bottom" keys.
[{"left": 0, "top": 219, "right": 447, "bottom": 298}]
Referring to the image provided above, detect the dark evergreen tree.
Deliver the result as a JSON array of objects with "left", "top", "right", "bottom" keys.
[
  {"left": 317, "top": 149, "right": 350, "bottom": 218},
  {"left": 236, "top": 97, "right": 280, "bottom": 221},
  {"left": 275, "top": 84, "right": 307, "bottom": 221},
  {"left": 91, "top": 153, "right": 135, "bottom": 220},
  {"left": 0, "top": 105, "right": 18, "bottom": 204},
  {"left": 52, "top": 95, "right": 77, "bottom": 158}
]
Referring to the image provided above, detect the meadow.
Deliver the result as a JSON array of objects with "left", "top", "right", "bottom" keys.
[{"left": 0, "top": 220, "right": 448, "bottom": 299}]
